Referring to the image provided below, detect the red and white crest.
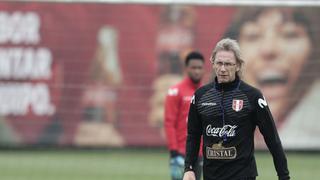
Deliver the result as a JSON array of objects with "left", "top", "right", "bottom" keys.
[{"left": 232, "top": 99, "right": 243, "bottom": 112}]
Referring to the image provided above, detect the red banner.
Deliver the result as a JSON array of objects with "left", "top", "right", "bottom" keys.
[{"left": 0, "top": 2, "right": 319, "bottom": 149}]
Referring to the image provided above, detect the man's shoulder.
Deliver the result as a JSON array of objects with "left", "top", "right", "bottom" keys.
[
  {"left": 239, "top": 80, "right": 261, "bottom": 94},
  {"left": 238, "top": 80, "right": 263, "bottom": 105},
  {"left": 170, "top": 78, "right": 189, "bottom": 89},
  {"left": 167, "top": 81, "right": 184, "bottom": 96}
]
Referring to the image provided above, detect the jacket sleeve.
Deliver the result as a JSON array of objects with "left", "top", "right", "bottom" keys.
[
  {"left": 254, "top": 91, "right": 290, "bottom": 180},
  {"left": 184, "top": 93, "right": 202, "bottom": 172},
  {"left": 164, "top": 87, "right": 180, "bottom": 151}
]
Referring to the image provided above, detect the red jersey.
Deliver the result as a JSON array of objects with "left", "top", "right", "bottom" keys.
[{"left": 164, "top": 77, "right": 202, "bottom": 156}]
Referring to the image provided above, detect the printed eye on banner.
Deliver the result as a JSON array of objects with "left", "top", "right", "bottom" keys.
[{"left": 232, "top": 99, "right": 243, "bottom": 112}]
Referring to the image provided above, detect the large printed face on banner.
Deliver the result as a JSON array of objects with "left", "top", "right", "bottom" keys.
[
  {"left": 0, "top": 3, "right": 319, "bottom": 149},
  {"left": 224, "top": 7, "right": 320, "bottom": 148},
  {"left": 234, "top": 8, "right": 311, "bottom": 123}
]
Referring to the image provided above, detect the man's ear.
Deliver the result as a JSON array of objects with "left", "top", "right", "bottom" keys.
[{"left": 236, "top": 65, "right": 240, "bottom": 72}]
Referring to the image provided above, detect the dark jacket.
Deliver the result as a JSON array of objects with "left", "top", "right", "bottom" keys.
[{"left": 185, "top": 76, "right": 290, "bottom": 180}]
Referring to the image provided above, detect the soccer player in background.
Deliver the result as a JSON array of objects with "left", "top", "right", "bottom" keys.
[
  {"left": 165, "top": 51, "right": 205, "bottom": 180},
  {"left": 183, "top": 38, "right": 290, "bottom": 180}
]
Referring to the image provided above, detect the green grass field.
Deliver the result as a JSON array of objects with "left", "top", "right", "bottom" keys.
[{"left": 0, "top": 149, "right": 319, "bottom": 180}]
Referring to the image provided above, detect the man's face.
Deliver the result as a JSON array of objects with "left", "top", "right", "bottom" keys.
[
  {"left": 239, "top": 9, "right": 311, "bottom": 101},
  {"left": 213, "top": 50, "right": 239, "bottom": 83},
  {"left": 186, "top": 59, "right": 205, "bottom": 84}
]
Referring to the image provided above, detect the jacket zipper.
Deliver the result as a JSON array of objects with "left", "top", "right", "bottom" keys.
[{"left": 221, "top": 89, "right": 227, "bottom": 142}]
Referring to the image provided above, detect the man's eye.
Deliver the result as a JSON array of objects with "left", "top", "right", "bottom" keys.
[{"left": 217, "top": 62, "right": 223, "bottom": 66}]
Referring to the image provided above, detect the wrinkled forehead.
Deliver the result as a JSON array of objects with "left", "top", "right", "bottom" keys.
[{"left": 215, "top": 50, "right": 237, "bottom": 63}]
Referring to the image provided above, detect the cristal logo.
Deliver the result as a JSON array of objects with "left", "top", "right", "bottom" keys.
[{"left": 206, "top": 124, "right": 237, "bottom": 137}]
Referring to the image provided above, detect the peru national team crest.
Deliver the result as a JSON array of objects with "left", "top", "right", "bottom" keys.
[{"left": 232, "top": 99, "right": 243, "bottom": 112}]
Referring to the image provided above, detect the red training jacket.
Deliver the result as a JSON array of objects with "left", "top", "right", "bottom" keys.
[{"left": 164, "top": 77, "right": 202, "bottom": 156}]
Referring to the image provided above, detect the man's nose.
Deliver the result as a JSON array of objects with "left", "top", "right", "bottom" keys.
[{"left": 220, "top": 65, "right": 227, "bottom": 72}]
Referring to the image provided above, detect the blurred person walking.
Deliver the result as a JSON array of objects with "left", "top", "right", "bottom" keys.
[{"left": 165, "top": 51, "right": 205, "bottom": 180}]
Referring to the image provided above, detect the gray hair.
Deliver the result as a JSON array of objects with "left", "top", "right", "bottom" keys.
[{"left": 210, "top": 38, "right": 245, "bottom": 78}]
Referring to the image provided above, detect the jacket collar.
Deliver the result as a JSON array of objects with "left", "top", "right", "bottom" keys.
[{"left": 214, "top": 75, "right": 240, "bottom": 91}]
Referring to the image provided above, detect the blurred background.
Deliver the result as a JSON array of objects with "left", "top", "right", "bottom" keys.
[{"left": 0, "top": 0, "right": 319, "bottom": 179}]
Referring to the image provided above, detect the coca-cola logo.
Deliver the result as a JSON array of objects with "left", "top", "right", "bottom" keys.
[{"left": 206, "top": 124, "right": 237, "bottom": 137}]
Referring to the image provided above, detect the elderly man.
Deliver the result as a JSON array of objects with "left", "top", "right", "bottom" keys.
[{"left": 183, "top": 38, "right": 290, "bottom": 180}]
